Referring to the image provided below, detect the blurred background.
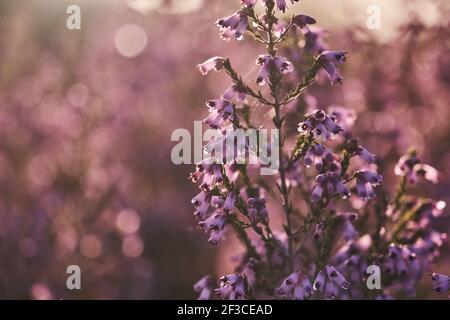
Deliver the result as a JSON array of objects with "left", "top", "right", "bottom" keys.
[{"left": 0, "top": 0, "right": 448, "bottom": 299}]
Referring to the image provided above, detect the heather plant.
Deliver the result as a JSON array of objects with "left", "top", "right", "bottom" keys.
[{"left": 191, "top": 0, "right": 447, "bottom": 300}]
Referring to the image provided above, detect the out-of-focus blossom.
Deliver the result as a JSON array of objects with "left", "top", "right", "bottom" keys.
[
  {"left": 327, "top": 106, "right": 356, "bottom": 132},
  {"left": 222, "top": 85, "right": 246, "bottom": 104},
  {"left": 431, "top": 273, "right": 450, "bottom": 294},
  {"left": 354, "top": 170, "right": 382, "bottom": 201},
  {"left": 395, "top": 153, "right": 439, "bottom": 184},
  {"left": 356, "top": 146, "right": 376, "bottom": 164},
  {"left": 194, "top": 275, "right": 214, "bottom": 300},
  {"left": 260, "top": 15, "right": 286, "bottom": 38},
  {"left": 318, "top": 50, "right": 347, "bottom": 84},
  {"left": 293, "top": 14, "right": 316, "bottom": 31},
  {"left": 303, "top": 27, "right": 328, "bottom": 54},
  {"left": 247, "top": 197, "right": 269, "bottom": 224}
]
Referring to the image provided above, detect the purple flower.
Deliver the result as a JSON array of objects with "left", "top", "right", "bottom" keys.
[
  {"left": 303, "top": 28, "right": 328, "bottom": 54},
  {"left": 356, "top": 146, "right": 376, "bottom": 164},
  {"left": 311, "top": 169, "right": 350, "bottom": 203},
  {"left": 431, "top": 273, "right": 450, "bottom": 294},
  {"left": 318, "top": 50, "right": 347, "bottom": 84},
  {"left": 191, "top": 190, "right": 212, "bottom": 220},
  {"left": 275, "top": 271, "right": 313, "bottom": 300},
  {"left": 298, "top": 110, "right": 343, "bottom": 140},
  {"left": 189, "top": 160, "right": 224, "bottom": 191},
  {"left": 216, "top": 8, "right": 252, "bottom": 41},
  {"left": 411, "top": 230, "right": 446, "bottom": 260},
  {"left": 336, "top": 212, "right": 359, "bottom": 241},
  {"left": 197, "top": 57, "right": 226, "bottom": 75},
  {"left": 193, "top": 275, "right": 214, "bottom": 300},
  {"left": 354, "top": 170, "right": 382, "bottom": 201},
  {"left": 342, "top": 255, "right": 368, "bottom": 286},
  {"left": 382, "top": 244, "right": 423, "bottom": 282},
  {"left": 292, "top": 14, "right": 316, "bottom": 31},
  {"left": 327, "top": 106, "right": 356, "bottom": 132},
  {"left": 223, "top": 192, "right": 236, "bottom": 214},
  {"left": 198, "top": 211, "right": 228, "bottom": 245},
  {"left": 395, "top": 153, "right": 439, "bottom": 184},
  {"left": 203, "top": 99, "right": 235, "bottom": 129},
  {"left": 313, "top": 265, "right": 351, "bottom": 299},
  {"left": 332, "top": 234, "right": 372, "bottom": 264},
  {"left": 247, "top": 197, "right": 269, "bottom": 224},
  {"left": 256, "top": 54, "right": 293, "bottom": 86},
  {"left": 215, "top": 274, "right": 248, "bottom": 300},
  {"left": 304, "top": 143, "right": 334, "bottom": 172}
]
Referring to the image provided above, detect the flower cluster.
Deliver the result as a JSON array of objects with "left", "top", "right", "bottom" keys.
[
  {"left": 395, "top": 152, "right": 439, "bottom": 184},
  {"left": 189, "top": 0, "right": 446, "bottom": 301},
  {"left": 299, "top": 109, "right": 380, "bottom": 203}
]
